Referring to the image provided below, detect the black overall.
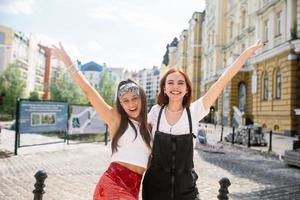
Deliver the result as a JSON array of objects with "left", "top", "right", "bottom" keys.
[{"left": 142, "top": 106, "right": 199, "bottom": 200}]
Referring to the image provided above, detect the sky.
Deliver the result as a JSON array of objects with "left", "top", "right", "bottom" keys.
[{"left": 0, "top": 0, "right": 206, "bottom": 70}]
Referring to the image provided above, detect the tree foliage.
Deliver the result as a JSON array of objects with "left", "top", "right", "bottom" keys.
[
  {"left": 0, "top": 63, "right": 25, "bottom": 116},
  {"left": 97, "top": 72, "right": 116, "bottom": 106},
  {"left": 50, "top": 68, "right": 88, "bottom": 104},
  {"left": 29, "top": 90, "right": 40, "bottom": 100}
]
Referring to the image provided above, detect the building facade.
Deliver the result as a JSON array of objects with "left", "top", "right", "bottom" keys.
[
  {"left": 161, "top": 12, "right": 205, "bottom": 101},
  {"left": 0, "top": 25, "right": 46, "bottom": 97},
  {"left": 136, "top": 66, "right": 160, "bottom": 109},
  {"left": 201, "top": 0, "right": 300, "bottom": 135}
]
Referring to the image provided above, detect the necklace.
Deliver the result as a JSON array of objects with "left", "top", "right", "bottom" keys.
[{"left": 166, "top": 106, "right": 183, "bottom": 113}]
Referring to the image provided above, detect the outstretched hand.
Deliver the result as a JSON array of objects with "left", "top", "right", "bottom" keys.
[
  {"left": 242, "top": 40, "right": 265, "bottom": 58},
  {"left": 51, "top": 42, "right": 72, "bottom": 66}
]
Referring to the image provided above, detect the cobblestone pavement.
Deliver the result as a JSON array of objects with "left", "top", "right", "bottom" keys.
[
  {"left": 1, "top": 128, "right": 300, "bottom": 200},
  {"left": 196, "top": 147, "right": 300, "bottom": 200}
]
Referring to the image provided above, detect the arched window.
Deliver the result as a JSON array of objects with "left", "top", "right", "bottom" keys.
[
  {"left": 263, "top": 72, "right": 269, "bottom": 100},
  {"left": 238, "top": 82, "right": 247, "bottom": 112},
  {"left": 275, "top": 70, "right": 281, "bottom": 99}
]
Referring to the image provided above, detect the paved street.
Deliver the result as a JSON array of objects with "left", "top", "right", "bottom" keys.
[{"left": 0, "top": 127, "right": 300, "bottom": 200}]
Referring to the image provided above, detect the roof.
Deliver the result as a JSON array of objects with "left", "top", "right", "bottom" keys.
[{"left": 80, "top": 61, "right": 103, "bottom": 72}]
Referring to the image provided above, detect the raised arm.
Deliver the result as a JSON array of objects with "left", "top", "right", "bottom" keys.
[
  {"left": 51, "top": 43, "right": 120, "bottom": 134},
  {"left": 202, "top": 40, "right": 264, "bottom": 110}
]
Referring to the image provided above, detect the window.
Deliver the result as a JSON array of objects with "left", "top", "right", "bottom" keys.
[
  {"left": 0, "top": 32, "right": 5, "bottom": 44},
  {"left": 238, "top": 82, "right": 247, "bottom": 112},
  {"left": 241, "top": 10, "right": 246, "bottom": 29},
  {"left": 275, "top": 70, "right": 281, "bottom": 99},
  {"left": 241, "top": 43, "right": 245, "bottom": 51},
  {"left": 263, "top": 20, "right": 269, "bottom": 42},
  {"left": 263, "top": 72, "right": 269, "bottom": 100},
  {"left": 230, "top": 21, "right": 234, "bottom": 39},
  {"left": 275, "top": 11, "right": 282, "bottom": 36}
]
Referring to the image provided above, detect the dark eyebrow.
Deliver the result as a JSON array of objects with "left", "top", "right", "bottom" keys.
[{"left": 121, "top": 97, "right": 129, "bottom": 101}]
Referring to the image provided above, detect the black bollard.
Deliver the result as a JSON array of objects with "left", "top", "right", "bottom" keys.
[
  {"left": 33, "top": 170, "right": 47, "bottom": 200},
  {"left": 217, "top": 177, "right": 231, "bottom": 200},
  {"left": 248, "top": 128, "right": 251, "bottom": 148},
  {"left": 232, "top": 127, "right": 235, "bottom": 145},
  {"left": 220, "top": 125, "right": 224, "bottom": 142},
  {"left": 104, "top": 124, "right": 108, "bottom": 145},
  {"left": 268, "top": 130, "right": 272, "bottom": 152}
]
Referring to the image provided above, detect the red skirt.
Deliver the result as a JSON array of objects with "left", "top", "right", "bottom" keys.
[{"left": 93, "top": 162, "right": 142, "bottom": 200}]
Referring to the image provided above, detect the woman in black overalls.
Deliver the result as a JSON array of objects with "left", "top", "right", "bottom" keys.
[
  {"left": 143, "top": 105, "right": 199, "bottom": 200},
  {"left": 143, "top": 40, "right": 264, "bottom": 200}
]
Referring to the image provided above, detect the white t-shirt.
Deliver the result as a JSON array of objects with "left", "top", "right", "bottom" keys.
[
  {"left": 111, "top": 119, "right": 151, "bottom": 169},
  {"left": 148, "top": 97, "right": 209, "bottom": 136}
]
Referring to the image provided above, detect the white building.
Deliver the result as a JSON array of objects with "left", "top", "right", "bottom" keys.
[
  {"left": 136, "top": 66, "right": 160, "bottom": 108},
  {"left": 0, "top": 25, "right": 47, "bottom": 97},
  {"left": 106, "top": 67, "right": 125, "bottom": 85},
  {"left": 80, "top": 61, "right": 104, "bottom": 89}
]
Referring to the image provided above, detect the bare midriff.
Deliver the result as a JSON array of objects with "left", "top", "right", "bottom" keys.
[{"left": 115, "top": 161, "right": 146, "bottom": 175}]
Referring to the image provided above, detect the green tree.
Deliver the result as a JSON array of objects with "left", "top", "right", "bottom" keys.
[
  {"left": 29, "top": 90, "right": 40, "bottom": 100},
  {"left": 0, "top": 63, "right": 25, "bottom": 117},
  {"left": 97, "top": 72, "right": 116, "bottom": 106},
  {"left": 50, "top": 68, "right": 88, "bottom": 104}
]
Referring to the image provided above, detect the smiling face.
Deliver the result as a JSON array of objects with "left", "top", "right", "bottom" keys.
[
  {"left": 119, "top": 91, "right": 142, "bottom": 120},
  {"left": 164, "top": 71, "right": 188, "bottom": 102}
]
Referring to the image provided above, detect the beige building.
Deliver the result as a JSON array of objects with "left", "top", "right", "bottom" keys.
[
  {"left": 202, "top": 0, "right": 229, "bottom": 124},
  {"left": 202, "top": 0, "right": 300, "bottom": 135},
  {"left": 187, "top": 12, "right": 205, "bottom": 100},
  {"left": 161, "top": 12, "right": 205, "bottom": 101}
]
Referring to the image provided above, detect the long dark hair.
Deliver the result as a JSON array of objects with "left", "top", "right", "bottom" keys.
[
  {"left": 157, "top": 68, "right": 192, "bottom": 107},
  {"left": 111, "top": 79, "right": 151, "bottom": 153}
]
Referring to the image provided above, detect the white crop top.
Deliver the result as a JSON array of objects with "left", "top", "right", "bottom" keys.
[{"left": 111, "top": 119, "right": 151, "bottom": 169}]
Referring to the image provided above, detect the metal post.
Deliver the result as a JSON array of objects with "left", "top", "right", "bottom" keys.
[
  {"left": 268, "top": 130, "right": 272, "bottom": 152},
  {"left": 248, "top": 128, "right": 251, "bottom": 148},
  {"left": 217, "top": 177, "right": 231, "bottom": 200},
  {"left": 220, "top": 124, "right": 224, "bottom": 142},
  {"left": 14, "top": 98, "right": 20, "bottom": 155},
  {"left": 33, "top": 170, "right": 47, "bottom": 200},
  {"left": 104, "top": 124, "right": 108, "bottom": 145},
  {"left": 232, "top": 126, "right": 235, "bottom": 145}
]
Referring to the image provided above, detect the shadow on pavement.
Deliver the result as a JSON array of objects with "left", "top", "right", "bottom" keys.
[{"left": 0, "top": 149, "right": 14, "bottom": 158}]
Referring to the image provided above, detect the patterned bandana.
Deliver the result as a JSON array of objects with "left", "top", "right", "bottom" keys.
[{"left": 118, "top": 82, "right": 140, "bottom": 99}]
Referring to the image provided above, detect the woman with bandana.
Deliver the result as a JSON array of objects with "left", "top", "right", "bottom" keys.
[
  {"left": 52, "top": 43, "right": 151, "bottom": 200},
  {"left": 142, "top": 41, "right": 264, "bottom": 200}
]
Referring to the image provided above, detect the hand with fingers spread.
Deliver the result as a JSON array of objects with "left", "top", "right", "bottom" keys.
[
  {"left": 241, "top": 40, "right": 265, "bottom": 58},
  {"left": 51, "top": 42, "right": 73, "bottom": 66},
  {"left": 51, "top": 42, "right": 79, "bottom": 75}
]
